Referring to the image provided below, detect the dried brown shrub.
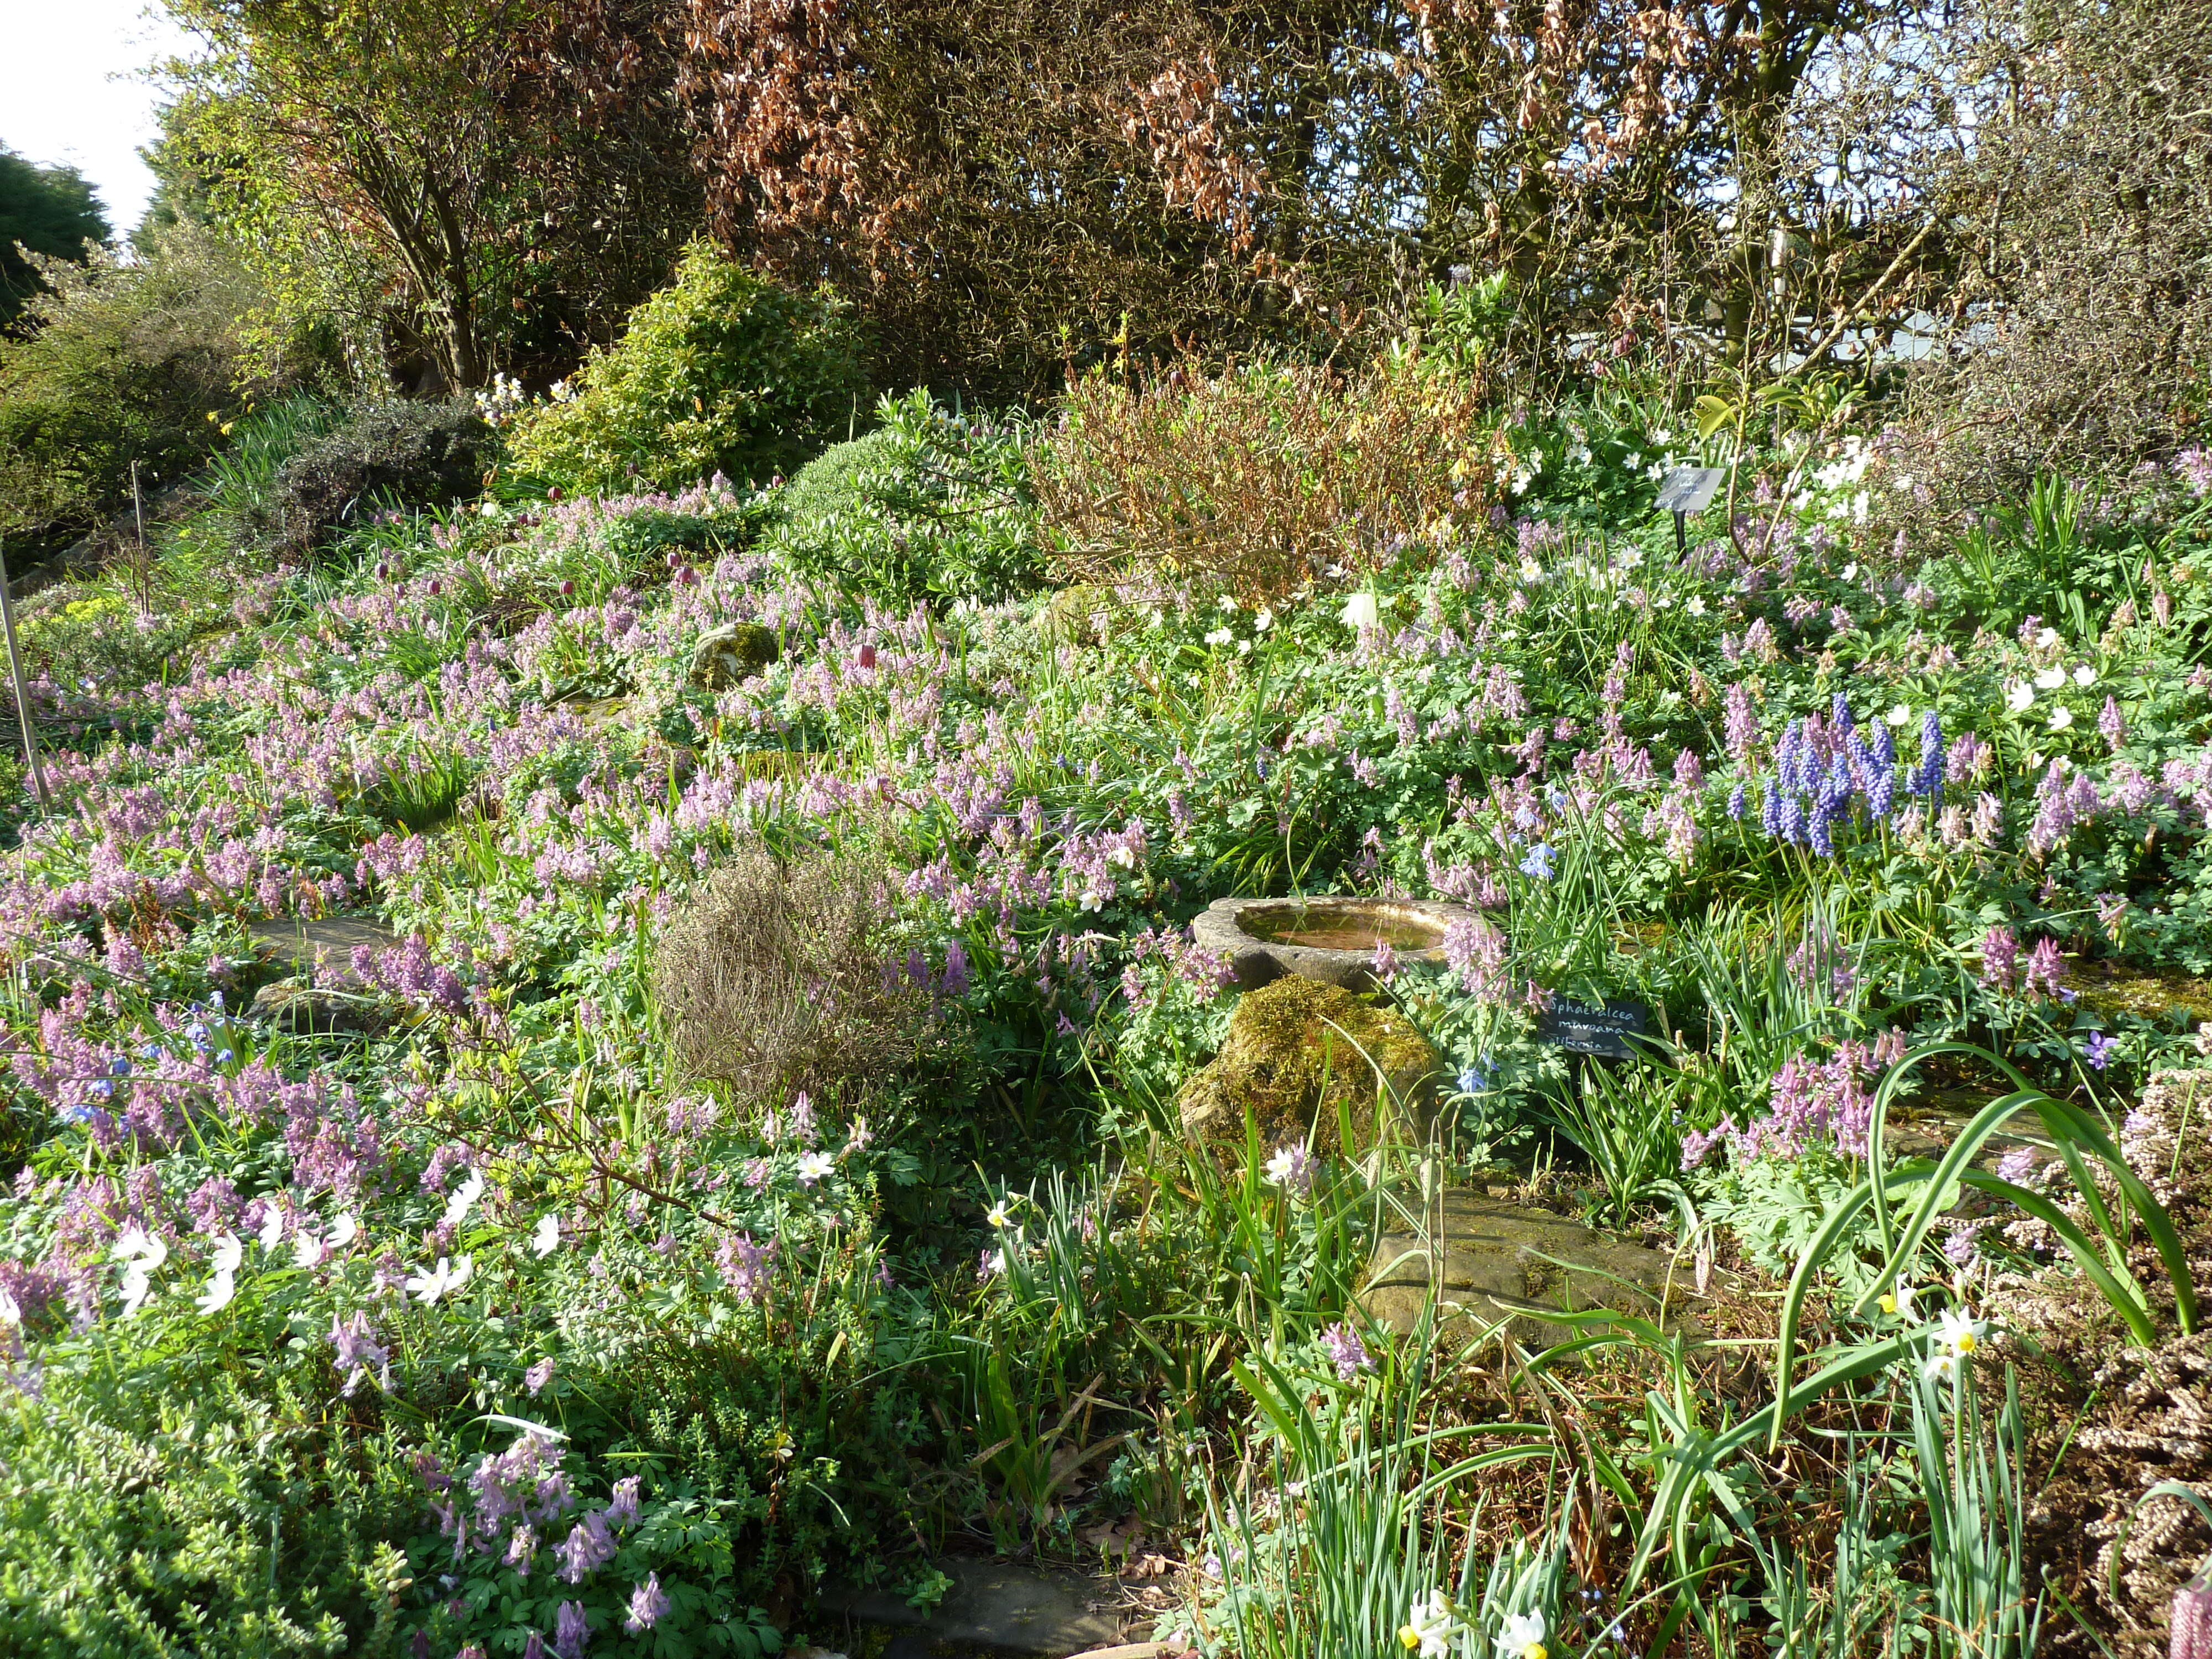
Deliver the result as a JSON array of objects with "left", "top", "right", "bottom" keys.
[
  {"left": 1034, "top": 354, "right": 1506, "bottom": 603},
  {"left": 651, "top": 843, "right": 930, "bottom": 1103},
  {"left": 1987, "top": 1068, "right": 2212, "bottom": 1657}
]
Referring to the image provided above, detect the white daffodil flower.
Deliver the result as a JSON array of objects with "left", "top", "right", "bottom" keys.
[
  {"left": 2006, "top": 681, "right": 2035, "bottom": 713},
  {"left": 531, "top": 1214, "right": 561, "bottom": 1258},
  {"left": 2033, "top": 665, "right": 2067, "bottom": 690},
  {"left": 2048, "top": 706, "right": 2074, "bottom": 731},
  {"left": 1342, "top": 592, "right": 1381, "bottom": 631},
  {"left": 327, "top": 1214, "right": 359, "bottom": 1250},
  {"left": 258, "top": 1206, "right": 287, "bottom": 1251},
  {"left": 2073, "top": 664, "right": 2096, "bottom": 686},
  {"left": 985, "top": 1201, "right": 1014, "bottom": 1230},
  {"left": 1879, "top": 1281, "right": 1918, "bottom": 1320},
  {"left": 1395, "top": 1588, "right": 1468, "bottom": 1657},
  {"left": 444, "top": 1170, "right": 484, "bottom": 1230},
  {"left": 1497, "top": 1607, "right": 1548, "bottom": 1659},
  {"left": 1923, "top": 1306, "right": 1985, "bottom": 1379},
  {"left": 405, "top": 1255, "right": 473, "bottom": 1306}
]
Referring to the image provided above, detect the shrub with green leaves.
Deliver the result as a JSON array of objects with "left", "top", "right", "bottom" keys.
[{"left": 507, "top": 242, "right": 868, "bottom": 496}]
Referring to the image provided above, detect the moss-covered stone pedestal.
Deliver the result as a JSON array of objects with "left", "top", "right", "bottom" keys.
[{"left": 1174, "top": 975, "right": 1441, "bottom": 1151}]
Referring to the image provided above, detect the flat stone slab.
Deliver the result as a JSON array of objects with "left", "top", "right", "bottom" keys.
[
  {"left": 1360, "top": 1188, "right": 1705, "bottom": 1348},
  {"left": 821, "top": 1557, "right": 1127, "bottom": 1655},
  {"left": 248, "top": 915, "right": 399, "bottom": 987}
]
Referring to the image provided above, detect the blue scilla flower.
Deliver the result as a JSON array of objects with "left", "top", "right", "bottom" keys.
[
  {"left": 1458, "top": 1060, "right": 1491, "bottom": 1093},
  {"left": 1519, "top": 842, "right": 1558, "bottom": 880},
  {"left": 1513, "top": 803, "right": 1540, "bottom": 832},
  {"left": 59, "top": 1104, "right": 97, "bottom": 1125},
  {"left": 1761, "top": 778, "right": 1783, "bottom": 834},
  {"left": 1832, "top": 692, "right": 1854, "bottom": 732},
  {"left": 1728, "top": 780, "right": 1747, "bottom": 820},
  {"left": 109, "top": 1056, "right": 129, "bottom": 1076},
  {"left": 2084, "top": 1030, "right": 2112, "bottom": 1070},
  {"left": 1871, "top": 722, "right": 1896, "bottom": 769},
  {"left": 215, "top": 1049, "right": 234, "bottom": 1066},
  {"left": 90, "top": 1078, "right": 112, "bottom": 1100},
  {"left": 1780, "top": 796, "right": 1808, "bottom": 843}
]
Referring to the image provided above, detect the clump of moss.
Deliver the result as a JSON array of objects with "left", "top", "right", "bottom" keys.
[{"left": 1175, "top": 975, "right": 1438, "bottom": 1151}]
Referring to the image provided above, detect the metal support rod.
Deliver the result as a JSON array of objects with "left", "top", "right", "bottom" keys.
[
  {"left": 1674, "top": 509, "right": 1688, "bottom": 562},
  {"left": 0, "top": 538, "right": 49, "bottom": 810}
]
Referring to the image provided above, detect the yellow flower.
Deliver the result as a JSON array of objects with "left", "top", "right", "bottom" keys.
[{"left": 1399, "top": 1625, "right": 1423, "bottom": 1651}]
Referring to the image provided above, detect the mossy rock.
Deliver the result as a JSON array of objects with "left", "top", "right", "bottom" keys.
[
  {"left": 1036, "top": 583, "right": 1125, "bottom": 648},
  {"left": 689, "top": 622, "right": 780, "bottom": 690},
  {"left": 1176, "top": 975, "right": 1441, "bottom": 1151}
]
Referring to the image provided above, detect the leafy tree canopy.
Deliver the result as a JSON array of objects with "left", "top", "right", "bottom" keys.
[{"left": 0, "top": 147, "right": 110, "bottom": 326}]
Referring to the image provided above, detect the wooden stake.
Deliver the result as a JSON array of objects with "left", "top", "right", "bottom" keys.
[{"left": 0, "top": 537, "right": 49, "bottom": 810}]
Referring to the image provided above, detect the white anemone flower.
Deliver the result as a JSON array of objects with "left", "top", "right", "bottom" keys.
[
  {"left": 2005, "top": 681, "right": 2035, "bottom": 713},
  {"left": 2034, "top": 626, "right": 2061, "bottom": 649},
  {"left": 258, "top": 1205, "right": 288, "bottom": 1251},
  {"left": 1342, "top": 592, "right": 1381, "bottom": 631},
  {"left": 1885, "top": 703, "right": 1912, "bottom": 727},
  {"left": 405, "top": 1255, "right": 474, "bottom": 1306},
  {"left": 207, "top": 1233, "right": 244, "bottom": 1276},
  {"left": 113, "top": 1226, "right": 166, "bottom": 1269},
  {"left": 293, "top": 1231, "right": 327, "bottom": 1270},
  {"left": 0, "top": 1285, "right": 19, "bottom": 1327},
  {"left": 2033, "top": 665, "right": 2067, "bottom": 690},
  {"left": 443, "top": 1169, "right": 485, "bottom": 1230},
  {"left": 327, "top": 1214, "right": 359, "bottom": 1250},
  {"left": 196, "top": 1269, "right": 237, "bottom": 1316},
  {"left": 1923, "top": 1307, "right": 1985, "bottom": 1379},
  {"left": 120, "top": 1264, "right": 156, "bottom": 1317},
  {"left": 1497, "top": 1607, "right": 1548, "bottom": 1659},
  {"left": 531, "top": 1213, "right": 561, "bottom": 1258},
  {"left": 796, "top": 1151, "right": 835, "bottom": 1187},
  {"left": 2048, "top": 706, "right": 2074, "bottom": 732}
]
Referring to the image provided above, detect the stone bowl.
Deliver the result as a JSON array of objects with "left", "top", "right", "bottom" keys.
[{"left": 1191, "top": 895, "right": 1475, "bottom": 990}]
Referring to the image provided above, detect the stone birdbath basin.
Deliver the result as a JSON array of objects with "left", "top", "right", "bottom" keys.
[{"left": 1192, "top": 895, "right": 1474, "bottom": 990}]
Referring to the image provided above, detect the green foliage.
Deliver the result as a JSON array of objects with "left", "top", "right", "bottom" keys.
[
  {"left": 508, "top": 243, "right": 868, "bottom": 495},
  {"left": 0, "top": 1359, "right": 417, "bottom": 1656},
  {"left": 0, "top": 226, "right": 281, "bottom": 544},
  {"left": 0, "top": 147, "right": 108, "bottom": 326},
  {"left": 247, "top": 399, "right": 495, "bottom": 559},
  {"left": 763, "top": 390, "right": 1041, "bottom": 606}
]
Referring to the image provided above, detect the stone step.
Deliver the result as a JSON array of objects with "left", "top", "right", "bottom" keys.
[
  {"left": 1359, "top": 1187, "right": 1707, "bottom": 1348},
  {"left": 819, "top": 1556, "right": 1133, "bottom": 1656}
]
